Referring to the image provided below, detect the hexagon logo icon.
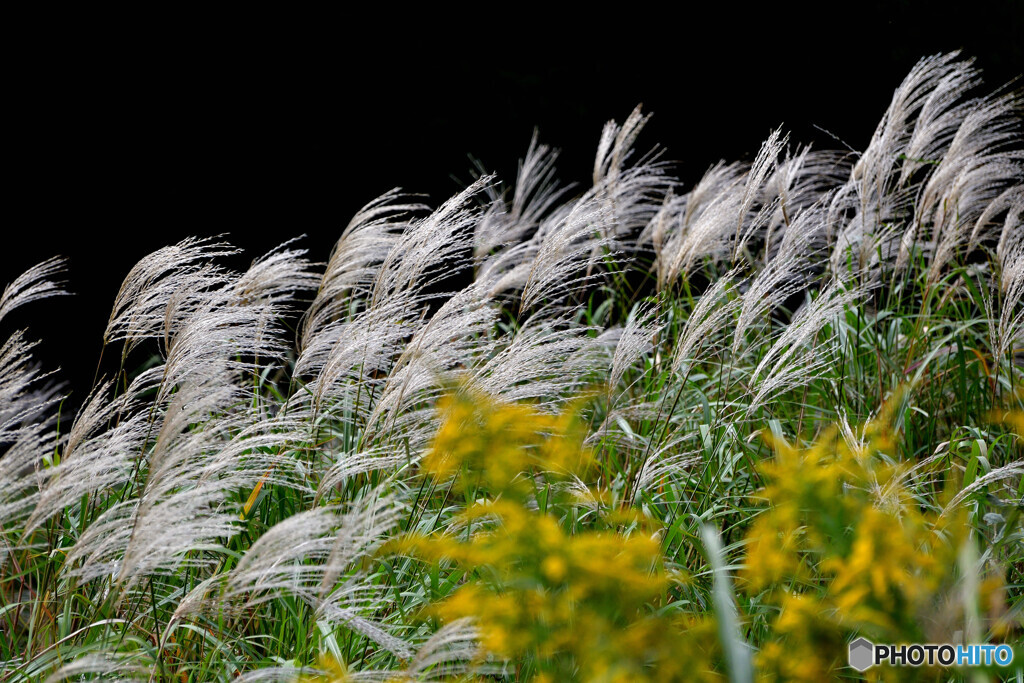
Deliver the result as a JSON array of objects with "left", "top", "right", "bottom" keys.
[{"left": 848, "top": 637, "right": 875, "bottom": 672}]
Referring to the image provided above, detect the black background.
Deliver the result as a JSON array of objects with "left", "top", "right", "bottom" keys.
[{"left": 5, "top": 3, "right": 1023, "bottom": 403}]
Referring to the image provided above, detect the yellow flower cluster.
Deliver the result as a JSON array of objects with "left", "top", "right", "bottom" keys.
[
  {"left": 389, "top": 389, "right": 722, "bottom": 682},
  {"left": 316, "top": 389, "right": 1012, "bottom": 682},
  {"left": 742, "top": 397, "right": 1003, "bottom": 681},
  {"left": 421, "top": 390, "right": 593, "bottom": 495}
]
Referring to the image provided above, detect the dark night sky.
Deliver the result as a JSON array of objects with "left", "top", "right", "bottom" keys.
[{"left": 5, "top": 3, "right": 1023, "bottom": 402}]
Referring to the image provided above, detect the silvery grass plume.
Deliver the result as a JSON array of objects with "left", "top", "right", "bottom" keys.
[
  {"left": 733, "top": 127, "right": 788, "bottom": 259},
  {"left": 63, "top": 242, "right": 316, "bottom": 593},
  {"left": 481, "top": 108, "right": 667, "bottom": 316},
  {"left": 22, "top": 380, "right": 145, "bottom": 538},
  {"left": 515, "top": 187, "right": 615, "bottom": 318},
  {"left": 301, "top": 190, "right": 427, "bottom": 345},
  {"left": 918, "top": 92, "right": 1023, "bottom": 284},
  {"left": 296, "top": 292, "right": 421, "bottom": 419},
  {"left": 206, "top": 491, "right": 407, "bottom": 657},
  {"left": 970, "top": 184, "right": 1023, "bottom": 256},
  {"left": 0, "top": 258, "right": 69, "bottom": 422},
  {"left": 633, "top": 432, "right": 702, "bottom": 498},
  {"left": 590, "top": 105, "right": 672, "bottom": 252},
  {"left": 760, "top": 147, "right": 851, "bottom": 261},
  {"left": 298, "top": 179, "right": 491, "bottom": 425},
  {"left": 220, "top": 505, "right": 344, "bottom": 606},
  {"left": 314, "top": 443, "right": 406, "bottom": 505},
  {"left": 370, "top": 177, "right": 492, "bottom": 309},
  {"left": 471, "top": 320, "right": 609, "bottom": 410},
  {"left": 0, "top": 400, "right": 57, "bottom": 561},
  {"left": 103, "top": 237, "right": 239, "bottom": 353},
  {"left": 0, "top": 259, "right": 68, "bottom": 563},
  {"left": 233, "top": 238, "right": 322, "bottom": 310},
  {"left": 997, "top": 190, "right": 1024, "bottom": 273},
  {"left": 44, "top": 653, "right": 149, "bottom": 683},
  {"left": 587, "top": 302, "right": 665, "bottom": 459},
  {"left": 730, "top": 202, "right": 831, "bottom": 358},
  {"left": 474, "top": 133, "right": 590, "bottom": 302},
  {"left": 310, "top": 493, "right": 411, "bottom": 658},
  {"left": 828, "top": 53, "right": 974, "bottom": 274},
  {"left": 987, "top": 238, "right": 1024, "bottom": 364},
  {"left": 361, "top": 279, "right": 501, "bottom": 449},
  {"left": 670, "top": 268, "right": 743, "bottom": 375},
  {"left": 237, "top": 618, "right": 483, "bottom": 683},
  {"left": 63, "top": 363, "right": 263, "bottom": 589},
  {"left": 829, "top": 51, "right": 1022, "bottom": 280},
  {"left": 642, "top": 161, "right": 748, "bottom": 286},
  {"left": 607, "top": 301, "right": 664, "bottom": 398},
  {"left": 745, "top": 278, "right": 865, "bottom": 414},
  {"left": 0, "top": 256, "right": 69, "bottom": 324},
  {"left": 474, "top": 131, "right": 573, "bottom": 263},
  {"left": 641, "top": 128, "right": 789, "bottom": 283}
]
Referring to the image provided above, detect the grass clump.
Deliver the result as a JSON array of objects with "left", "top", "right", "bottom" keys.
[{"left": 1, "top": 52, "right": 1023, "bottom": 681}]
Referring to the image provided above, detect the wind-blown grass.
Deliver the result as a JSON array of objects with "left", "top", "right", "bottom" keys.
[{"left": 1, "top": 52, "right": 1022, "bottom": 681}]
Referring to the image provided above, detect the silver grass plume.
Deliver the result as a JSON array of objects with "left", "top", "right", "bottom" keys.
[
  {"left": 472, "top": 321, "right": 608, "bottom": 410},
  {"left": 296, "top": 291, "right": 422, "bottom": 418},
  {"left": 0, "top": 418, "right": 57, "bottom": 544},
  {"left": 64, "top": 379, "right": 238, "bottom": 586},
  {"left": 0, "top": 260, "right": 68, "bottom": 563},
  {"left": 517, "top": 190, "right": 614, "bottom": 317},
  {"left": 309, "top": 492, "right": 411, "bottom": 658},
  {"left": 647, "top": 162, "right": 748, "bottom": 283},
  {"left": 176, "top": 470, "right": 405, "bottom": 655},
  {"left": 942, "top": 461, "right": 1024, "bottom": 515},
  {"left": 219, "top": 495, "right": 394, "bottom": 610},
  {"left": 474, "top": 204, "right": 567, "bottom": 299},
  {"left": 898, "top": 57, "right": 983, "bottom": 185},
  {"left": 297, "top": 181, "right": 495, "bottom": 424},
  {"left": 301, "top": 190, "right": 427, "bottom": 346},
  {"left": 362, "top": 279, "right": 500, "bottom": 448},
  {"left": 608, "top": 301, "right": 664, "bottom": 396},
  {"left": 634, "top": 433, "right": 702, "bottom": 495},
  {"left": 103, "top": 237, "right": 238, "bottom": 353},
  {"left": 969, "top": 185, "right": 1023, "bottom": 252},
  {"left": 370, "top": 177, "right": 492, "bottom": 308},
  {"left": 761, "top": 147, "right": 850, "bottom": 259},
  {"left": 43, "top": 654, "right": 148, "bottom": 683},
  {"left": 746, "top": 279, "right": 864, "bottom": 413},
  {"left": 0, "top": 256, "right": 69, "bottom": 325},
  {"left": 997, "top": 188, "right": 1024, "bottom": 270},
  {"left": 917, "top": 89, "right": 1023, "bottom": 283},
  {"left": 589, "top": 303, "right": 665, "bottom": 453},
  {"left": 734, "top": 128, "right": 788, "bottom": 259},
  {"left": 829, "top": 53, "right": 977, "bottom": 276},
  {"left": 237, "top": 618, "right": 482, "bottom": 682},
  {"left": 670, "top": 269, "right": 743, "bottom": 375},
  {"left": 315, "top": 444, "right": 406, "bottom": 505},
  {"left": 479, "top": 107, "right": 667, "bottom": 307},
  {"left": 594, "top": 105, "right": 651, "bottom": 187},
  {"left": 591, "top": 105, "right": 671, "bottom": 250},
  {"left": 474, "top": 131, "right": 572, "bottom": 262},
  {"left": 731, "top": 202, "right": 830, "bottom": 358},
  {"left": 988, "top": 238, "right": 1024, "bottom": 363},
  {"left": 23, "top": 380, "right": 145, "bottom": 537},
  {"left": 233, "top": 239, "right": 321, "bottom": 309}
]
